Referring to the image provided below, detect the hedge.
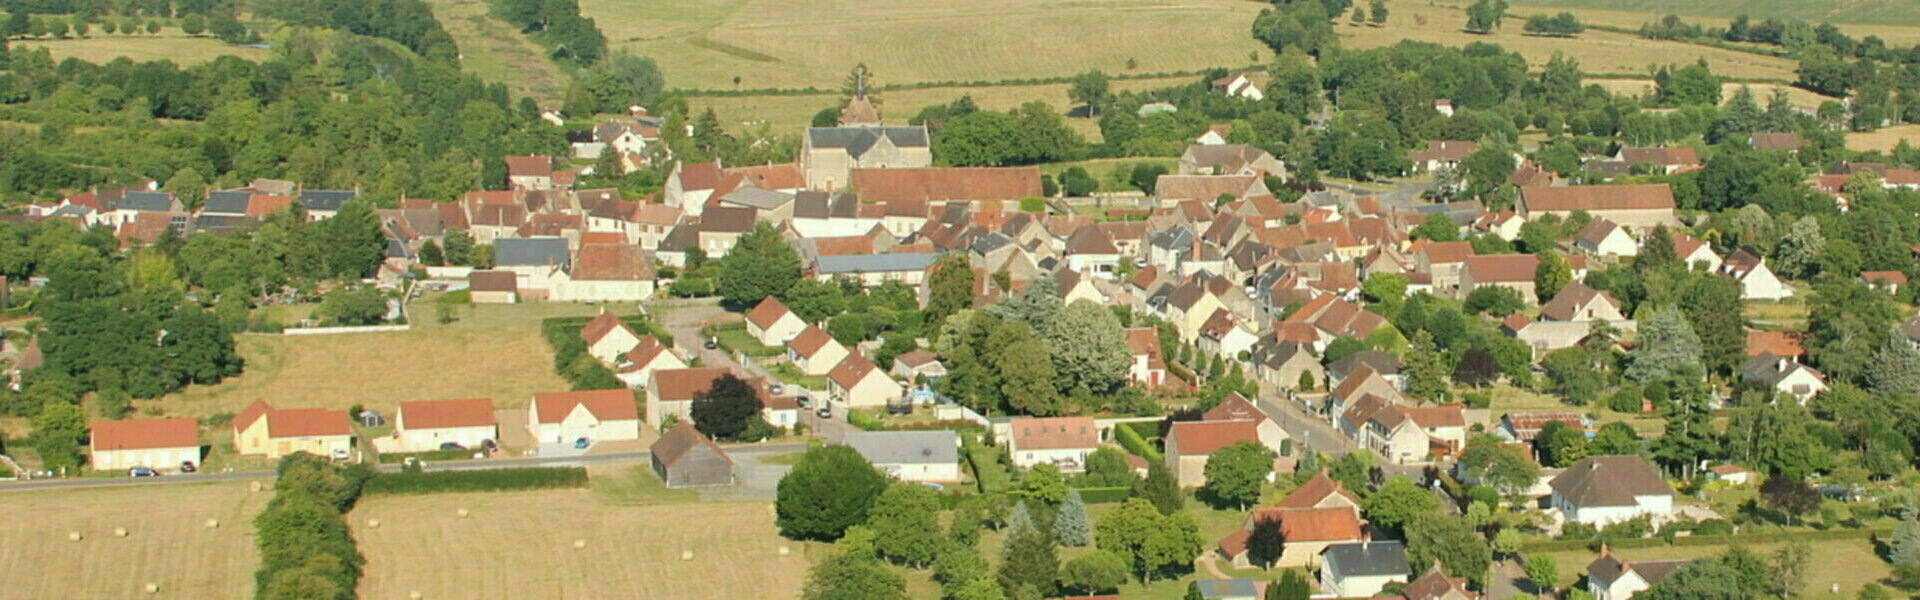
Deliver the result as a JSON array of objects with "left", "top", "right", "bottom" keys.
[
  {"left": 363, "top": 467, "right": 589, "bottom": 496},
  {"left": 1114, "top": 422, "right": 1162, "bottom": 462},
  {"left": 1074, "top": 486, "right": 1130, "bottom": 504},
  {"left": 377, "top": 449, "right": 477, "bottom": 464},
  {"left": 846, "top": 409, "right": 887, "bottom": 432},
  {"left": 1520, "top": 526, "right": 1891, "bottom": 553}
]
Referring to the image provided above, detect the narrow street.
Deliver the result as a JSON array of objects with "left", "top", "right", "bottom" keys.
[
  {"left": 1254, "top": 388, "right": 1355, "bottom": 458},
  {"left": 650, "top": 298, "right": 861, "bottom": 443}
]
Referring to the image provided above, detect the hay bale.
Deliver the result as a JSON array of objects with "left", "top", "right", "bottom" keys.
[
  {"left": 367, "top": 518, "right": 381, "bottom": 528},
  {"left": 204, "top": 519, "right": 219, "bottom": 529},
  {"left": 573, "top": 539, "right": 587, "bottom": 549},
  {"left": 67, "top": 531, "right": 82, "bottom": 542},
  {"left": 680, "top": 550, "right": 693, "bottom": 561},
  {"left": 409, "top": 592, "right": 423, "bottom": 600},
  {"left": 456, "top": 508, "right": 470, "bottom": 518},
  {"left": 777, "top": 545, "right": 790, "bottom": 557},
  {"left": 143, "top": 583, "right": 159, "bottom": 594},
  {"left": 114, "top": 527, "right": 128, "bottom": 538},
  {"left": 249, "top": 481, "right": 262, "bottom": 492}
]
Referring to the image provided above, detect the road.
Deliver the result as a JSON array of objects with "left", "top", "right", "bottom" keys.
[
  {"left": 0, "top": 442, "right": 810, "bottom": 493},
  {"left": 652, "top": 298, "right": 861, "bottom": 443},
  {"left": 1254, "top": 388, "right": 1355, "bottom": 458}
]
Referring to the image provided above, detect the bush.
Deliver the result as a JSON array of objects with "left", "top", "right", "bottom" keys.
[
  {"left": 1693, "top": 519, "right": 1735, "bottom": 535},
  {"left": 1073, "top": 486, "right": 1130, "bottom": 504},
  {"left": 376, "top": 449, "right": 477, "bottom": 464},
  {"left": 1114, "top": 422, "right": 1161, "bottom": 461},
  {"left": 363, "top": 467, "right": 588, "bottom": 495},
  {"left": 846, "top": 409, "right": 886, "bottom": 431}
]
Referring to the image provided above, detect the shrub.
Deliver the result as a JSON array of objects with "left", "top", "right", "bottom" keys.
[
  {"left": 1114, "top": 422, "right": 1161, "bottom": 461},
  {"left": 1073, "top": 486, "right": 1130, "bottom": 504},
  {"left": 376, "top": 449, "right": 477, "bottom": 464},
  {"left": 363, "top": 467, "right": 588, "bottom": 495},
  {"left": 846, "top": 409, "right": 886, "bottom": 431}
]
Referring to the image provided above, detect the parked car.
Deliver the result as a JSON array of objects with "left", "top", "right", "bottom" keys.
[
  {"left": 704, "top": 337, "right": 718, "bottom": 350},
  {"left": 574, "top": 437, "right": 591, "bottom": 449},
  {"left": 128, "top": 467, "right": 159, "bottom": 477},
  {"left": 481, "top": 439, "right": 499, "bottom": 453},
  {"left": 816, "top": 406, "right": 832, "bottom": 419},
  {"left": 330, "top": 448, "right": 351, "bottom": 461},
  {"left": 796, "top": 396, "right": 811, "bottom": 409},
  {"left": 768, "top": 382, "right": 784, "bottom": 395},
  {"left": 438, "top": 442, "right": 466, "bottom": 451},
  {"left": 179, "top": 461, "right": 197, "bottom": 473}
]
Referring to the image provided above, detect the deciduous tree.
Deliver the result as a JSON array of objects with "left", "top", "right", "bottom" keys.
[{"left": 778, "top": 445, "right": 889, "bottom": 540}]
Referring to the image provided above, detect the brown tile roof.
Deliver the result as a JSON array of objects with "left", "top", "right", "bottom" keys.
[
  {"left": 1064, "top": 227, "right": 1120, "bottom": 255},
  {"left": 1502, "top": 411, "right": 1584, "bottom": 440},
  {"left": 534, "top": 389, "right": 638, "bottom": 423},
  {"left": 266, "top": 407, "right": 351, "bottom": 438},
  {"left": 1397, "top": 404, "right": 1466, "bottom": 429},
  {"left": 1168, "top": 420, "right": 1260, "bottom": 456},
  {"left": 1463, "top": 254, "right": 1538, "bottom": 284},
  {"left": 630, "top": 203, "right": 682, "bottom": 226},
  {"left": 1156, "top": 174, "right": 1259, "bottom": 202},
  {"left": 1749, "top": 132, "right": 1803, "bottom": 151},
  {"left": 1509, "top": 164, "right": 1555, "bottom": 187},
  {"left": 91, "top": 418, "right": 198, "bottom": 451},
  {"left": 246, "top": 194, "right": 295, "bottom": 217},
  {"left": 504, "top": 155, "right": 553, "bottom": 178},
  {"left": 1403, "top": 564, "right": 1481, "bottom": 600},
  {"left": 571, "top": 245, "right": 655, "bottom": 281},
  {"left": 1011, "top": 416, "right": 1098, "bottom": 451},
  {"left": 1264, "top": 506, "right": 1364, "bottom": 542},
  {"left": 1409, "top": 140, "right": 1478, "bottom": 163},
  {"left": 746, "top": 297, "right": 793, "bottom": 330},
  {"left": 1419, "top": 241, "right": 1474, "bottom": 264},
  {"left": 700, "top": 206, "right": 757, "bottom": 233},
  {"left": 580, "top": 231, "right": 625, "bottom": 246},
  {"left": 1203, "top": 393, "right": 1266, "bottom": 423},
  {"left": 1575, "top": 218, "right": 1622, "bottom": 246},
  {"left": 850, "top": 168, "right": 1042, "bottom": 203},
  {"left": 621, "top": 335, "right": 672, "bottom": 372},
  {"left": 1539, "top": 282, "right": 1620, "bottom": 321},
  {"left": 469, "top": 270, "right": 517, "bottom": 292},
  {"left": 1551, "top": 455, "right": 1672, "bottom": 507},
  {"left": 1745, "top": 330, "right": 1807, "bottom": 358},
  {"left": 1521, "top": 184, "right": 1675, "bottom": 212},
  {"left": 812, "top": 236, "right": 875, "bottom": 256},
  {"left": 1864, "top": 271, "right": 1908, "bottom": 285},
  {"left": 1275, "top": 471, "right": 1360, "bottom": 509},
  {"left": 1620, "top": 147, "right": 1699, "bottom": 166},
  {"left": 827, "top": 353, "right": 880, "bottom": 390},
  {"left": 676, "top": 162, "right": 723, "bottom": 191},
  {"left": 580, "top": 312, "right": 635, "bottom": 346},
  {"left": 724, "top": 163, "right": 805, "bottom": 190},
  {"left": 787, "top": 325, "right": 837, "bottom": 358},
  {"left": 399, "top": 398, "right": 497, "bottom": 430},
  {"left": 650, "top": 421, "right": 732, "bottom": 468},
  {"left": 894, "top": 349, "right": 939, "bottom": 368},
  {"left": 1672, "top": 232, "right": 1709, "bottom": 258},
  {"left": 649, "top": 368, "right": 731, "bottom": 402}
]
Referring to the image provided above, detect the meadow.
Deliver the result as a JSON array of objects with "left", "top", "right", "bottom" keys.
[
  {"left": 15, "top": 34, "right": 266, "bottom": 64},
  {"left": 1847, "top": 123, "right": 1920, "bottom": 153},
  {"left": 1536, "top": 540, "right": 1892, "bottom": 598},
  {"left": 0, "top": 482, "right": 268, "bottom": 599},
  {"left": 424, "top": 0, "right": 570, "bottom": 103},
  {"left": 692, "top": 75, "right": 1189, "bottom": 143},
  {"left": 1464, "top": 0, "right": 1920, "bottom": 28}
]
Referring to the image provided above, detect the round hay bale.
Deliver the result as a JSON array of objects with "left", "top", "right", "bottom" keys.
[
  {"left": 205, "top": 519, "right": 219, "bottom": 529},
  {"left": 573, "top": 539, "right": 587, "bottom": 550},
  {"left": 680, "top": 550, "right": 693, "bottom": 561},
  {"left": 778, "top": 545, "right": 790, "bottom": 557},
  {"left": 114, "top": 527, "right": 128, "bottom": 538},
  {"left": 144, "top": 583, "right": 159, "bottom": 594},
  {"left": 456, "top": 508, "right": 470, "bottom": 518},
  {"left": 67, "top": 531, "right": 82, "bottom": 542},
  {"left": 409, "top": 592, "right": 423, "bottom": 600},
  {"left": 367, "top": 518, "right": 381, "bottom": 529},
  {"left": 249, "top": 481, "right": 262, "bottom": 492}
]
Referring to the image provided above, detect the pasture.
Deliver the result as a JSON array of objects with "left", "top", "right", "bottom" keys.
[
  {"left": 0, "top": 482, "right": 267, "bottom": 599},
  {"left": 15, "top": 35, "right": 266, "bottom": 64},
  {"left": 584, "top": 0, "right": 1268, "bottom": 90},
  {"left": 424, "top": 0, "right": 570, "bottom": 102},
  {"left": 1535, "top": 539, "right": 1890, "bottom": 598},
  {"left": 351, "top": 487, "right": 810, "bottom": 599},
  {"left": 1846, "top": 123, "right": 1920, "bottom": 153},
  {"left": 1466, "top": 0, "right": 1920, "bottom": 28}
]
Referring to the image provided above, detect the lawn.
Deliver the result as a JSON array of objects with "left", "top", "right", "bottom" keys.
[
  {"left": 1535, "top": 539, "right": 1892, "bottom": 598},
  {"left": 586, "top": 0, "right": 1267, "bottom": 91},
  {"left": 1847, "top": 123, "right": 1920, "bottom": 154},
  {"left": 0, "top": 481, "right": 268, "bottom": 598},
  {"left": 138, "top": 302, "right": 614, "bottom": 419},
  {"left": 691, "top": 76, "right": 1188, "bottom": 144},
  {"left": 15, "top": 34, "right": 267, "bottom": 65},
  {"left": 587, "top": 463, "right": 704, "bottom": 506},
  {"left": 423, "top": 0, "right": 569, "bottom": 103},
  {"left": 351, "top": 488, "right": 811, "bottom": 599}
]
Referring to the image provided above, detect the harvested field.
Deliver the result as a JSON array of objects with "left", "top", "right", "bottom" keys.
[
  {"left": 0, "top": 482, "right": 267, "bottom": 599},
  {"left": 1846, "top": 123, "right": 1920, "bottom": 153},
  {"left": 16, "top": 35, "right": 266, "bottom": 64},
  {"left": 693, "top": 76, "right": 1188, "bottom": 142}
]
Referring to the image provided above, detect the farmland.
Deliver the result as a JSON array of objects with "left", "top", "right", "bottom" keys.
[
  {"left": 16, "top": 35, "right": 267, "bottom": 65},
  {"left": 0, "top": 482, "right": 267, "bottom": 599},
  {"left": 1536, "top": 539, "right": 1890, "bottom": 598},
  {"left": 424, "top": 0, "right": 570, "bottom": 102},
  {"left": 1465, "top": 0, "right": 1920, "bottom": 28},
  {"left": 351, "top": 486, "right": 810, "bottom": 599},
  {"left": 1847, "top": 123, "right": 1920, "bottom": 153},
  {"left": 693, "top": 76, "right": 1190, "bottom": 143}
]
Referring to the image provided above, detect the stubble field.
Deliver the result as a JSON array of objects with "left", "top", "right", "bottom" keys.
[{"left": 0, "top": 482, "right": 267, "bottom": 599}]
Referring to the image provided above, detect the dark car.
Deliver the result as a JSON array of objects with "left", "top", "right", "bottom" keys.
[
  {"left": 128, "top": 467, "right": 159, "bottom": 477},
  {"left": 704, "top": 337, "right": 719, "bottom": 350},
  {"left": 574, "top": 437, "right": 591, "bottom": 449},
  {"left": 438, "top": 442, "right": 466, "bottom": 451},
  {"left": 179, "top": 461, "right": 198, "bottom": 473},
  {"left": 768, "top": 382, "right": 785, "bottom": 396},
  {"left": 795, "top": 396, "right": 811, "bottom": 409}
]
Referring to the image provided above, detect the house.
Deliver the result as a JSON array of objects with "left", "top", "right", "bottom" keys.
[
  {"left": 1408, "top": 141, "right": 1478, "bottom": 173},
  {"left": 1319, "top": 541, "right": 1411, "bottom": 598},
  {"left": 1328, "top": 350, "right": 1403, "bottom": 388},
  {"left": 1366, "top": 404, "right": 1468, "bottom": 464},
  {"left": 1194, "top": 578, "right": 1259, "bottom": 600},
  {"left": 1540, "top": 282, "right": 1627, "bottom": 323},
  {"left": 890, "top": 349, "right": 947, "bottom": 382},
  {"left": 665, "top": 161, "right": 722, "bottom": 216},
  {"left": 1672, "top": 233, "right": 1721, "bottom": 272},
  {"left": 1718, "top": 248, "right": 1793, "bottom": 300},
  {"left": 843, "top": 430, "right": 962, "bottom": 483},
  {"left": 1210, "top": 70, "right": 1267, "bottom": 101},
  {"left": 1203, "top": 393, "right": 1290, "bottom": 453},
  {"left": 1744, "top": 331, "right": 1806, "bottom": 360},
  {"left": 1402, "top": 563, "right": 1481, "bottom": 600},
  {"left": 505, "top": 155, "right": 555, "bottom": 190},
  {"left": 645, "top": 367, "right": 731, "bottom": 427},
  {"left": 1326, "top": 367, "right": 1401, "bottom": 421},
  {"left": 1707, "top": 464, "right": 1755, "bottom": 485},
  {"left": 1498, "top": 411, "right": 1589, "bottom": 443},
  {"left": 531, "top": 389, "right": 642, "bottom": 445},
  {"left": 1196, "top": 124, "right": 1233, "bottom": 146},
  {"left": 1413, "top": 240, "right": 1475, "bottom": 293},
  {"left": 763, "top": 395, "right": 802, "bottom": 430},
  {"left": 650, "top": 421, "right": 734, "bottom": 488},
  {"left": 802, "top": 126, "right": 932, "bottom": 191},
  {"left": 1006, "top": 416, "right": 1099, "bottom": 471},
  {"left": 1124, "top": 327, "right": 1170, "bottom": 387},
  {"left": 492, "top": 237, "right": 572, "bottom": 293},
  {"left": 814, "top": 253, "right": 942, "bottom": 287},
  {"left": 1863, "top": 270, "right": 1907, "bottom": 294},
  {"left": 551, "top": 244, "right": 656, "bottom": 302},
  {"left": 233, "top": 400, "right": 353, "bottom": 460},
  {"left": 1587, "top": 547, "right": 1688, "bottom": 600},
  {"left": 468, "top": 270, "right": 519, "bottom": 303},
  {"left": 1458, "top": 254, "right": 1540, "bottom": 302},
  {"left": 828, "top": 353, "right": 903, "bottom": 408},
  {"left": 1550, "top": 455, "right": 1675, "bottom": 526},
  {"left": 1741, "top": 353, "right": 1827, "bottom": 403},
  {"left": 1166, "top": 420, "right": 1263, "bottom": 488},
  {"left": 1517, "top": 184, "right": 1679, "bottom": 229},
  {"left": 786, "top": 325, "right": 848, "bottom": 377},
  {"left": 1616, "top": 147, "right": 1700, "bottom": 175},
  {"left": 1575, "top": 219, "right": 1638, "bottom": 257},
  {"left": 1155, "top": 174, "right": 1268, "bottom": 204},
  {"left": 1179, "top": 144, "right": 1288, "bottom": 178},
  {"left": 1749, "top": 132, "right": 1803, "bottom": 153},
  {"left": 581, "top": 311, "right": 642, "bottom": 364},
  {"left": 89, "top": 418, "right": 199, "bottom": 472},
  {"left": 392, "top": 398, "right": 498, "bottom": 453},
  {"left": 1196, "top": 309, "right": 1260, "bottom": 362},
  {"left": 1217, "top": 506, "right": 1363, "bottom": 568},
  {"left": 615, "top": 335, "right": 687, "bottom": 389},
  {"left": 745, "top": 296, "right": 807, "bottom": 347},
  {"left": 1250, "top": 339, "right": 1322, "bottom": 391}
]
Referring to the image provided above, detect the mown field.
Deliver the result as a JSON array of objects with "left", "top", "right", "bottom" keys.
[
  {"left": 15, "top": 34, "right": 267, "bottom": 64},
  {"left": 692, "top": 75, "right": 1188, "bottom": 143},
  {"left": 1847, "top": 123, "right": 1920, "bottom": 153},
  {"left": 0, "top": 482, "right": 268, "bottom": 599},
  {"left": 1469, "top": 0, "right": 1920, "bottom": 28},
  {"left": 584, "top": 0, "right": 1268, "bottom": 90},
  {"left": 1536, "top": 539, "right": 1891, "bottom": 598},
  {"left": 424, "top": 0, "right": 570, "bottom": 103}
]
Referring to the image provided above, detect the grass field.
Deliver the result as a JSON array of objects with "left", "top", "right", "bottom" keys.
[
  {"left": 351, "top": 488, "right": 810, "bottom": 599},
  {"left": 424, "top": 0, "right": 570, "bottom": 103},
  {"left": 692, "top": 75, "right": 1188, "bottom": 143},
  {"left": 587, "top": 0, "right": 1267, "bottom": 91},
  {"left": 0, "top": 482, "right": 267, "bottom": 598},
  {"left": 1466, "top": 0, "right": 1920, "bottom": 29},
  {"left": 1847, "top": 123, "right": 1920, "bottom": 153},
  {"left": 139, "top": 301, "right": 613, "bottom": 418},
  {"left": 1590, "top": 79, "right": 1838, "bottom": 106},
  {"left": 1486, "top": 384, "right": 1666, "bottom": 435},
  {"left": 1535, "top": 539, "right": 1891, "bottom": 598},
  {"left": 15, "top": 35, "right": 266, "bottom": 64}
]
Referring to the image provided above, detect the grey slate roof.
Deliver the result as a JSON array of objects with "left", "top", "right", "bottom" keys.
[
  {"left": 1195, "top": 578, "right": 1259, "bottom": 600},
  {"left": 298, "top": 189, "right": 358, "bottom": 212},
  {"left": 492, "top": 237, "right": 572, "bottom": 268},
  {"left": 842, "top": 430, "right": 959, "bottom": 465},
  {"left": 792, "top": 191, "right": 859, "bottom": 219},
  {"left": 1550, "top": 455, "right": 1672, "bottom": 508},
  {"left": 117, "top": 191, "right": 175, "bottom": 212},
  {"left": 816, "top": 252, "right": 940, "bottom": 274},
  {"left": 720, "top": 186, "right": 795, "bottom": 210},
  {"left": 806, "top": 126, "right": 929, "bottom": 159},
  {"left": 969, "top": 232, "right": 1016, "bottom": 256},
  {"left": 1321, "top": 541, "right": 1411, "bottom": 577},
  {"left": 203, "top": 190, "right": 252, "bottom": 215}
]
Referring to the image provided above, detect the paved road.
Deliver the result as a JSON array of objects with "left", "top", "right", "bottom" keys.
[
  {"left": 0, "top": 442, "right": 810, "bottom": 493},
  {"left": 1254, "top": 388, "right": 1355, "bottom": 458},
  {"left": 654, "top": 298, "right": 861, "bottom": 443}
]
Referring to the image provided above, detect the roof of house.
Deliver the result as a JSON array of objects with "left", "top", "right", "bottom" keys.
[
  {"left": 726, "top": 163, "right": 807, "bottom": 190},
  {"left": 827, "top": 353, "right": 882, "bottom": 390},
  {"left": 843, "top": 430, "right": 959, "bottom": 465},
  {"left": 1402, "top": 563, "right": 1480, "bottom": 600},
  {"left": 571, "top": 245, "right": 655, "bottom": 281},
  {"left": 534, "top": 389, "right": 639, "bottom": 423},
  {"left": 806, "top": 126, "right": 930, "bottom": 157},
  {"left": 267, "top": 407, "right": 351, "bottom": 438},
  {"left": 1741, "top": 353, "right": 1827, "bottom": 388},
  {"left": 492, "top": 237, "right": 572, "bottom": 268},
  {"left": 1501, "top": 411, "right": 1586, "bottom": 439},
  {"left": 894, "top": 349, "right": 940, "bottom": 368},
  {"left": 1168, "top": 420, "right": 1261, "bottom": 456},
  {"left": 1195, "top": 579, "right": 1258, "bottom": 600},
  {"left": 1540, "top": 282, "right": 1621, "bottom": 321},
  {"left": 1329, "top": 350, "right": 1403, "bottom": 378},
  {"left": 746, "top": 297, "right": 794, "bottom": 330},
  {"left": 298, "top": 189, "right": 358, "bottom": 212},
  {"left": 1321, "top": 541, "right": 1411, "bottom": 577},
  {"left": 90, "top": 418, "right": 198, "bottom": 451},
  {"left": 117, "top": 191, "right": 176, "bottom": 212},
  {"left": 816, "top": 252, "right": 941, "bottom": 274},
  {"left": 1275, "top": 471, "right": 1361, "bottom": 508},
  {"left": 700, "top": 205, "right": 758, "bottom": 233},
  {"left": 1203, "top": 393, "right": 1267, "bottom": 423},
  {"left": 718, "top": 186, "right": 796, "bottom": 211},
  {"left": 1010, "top": 416, "right": 1098, "bottom": 451},
  {"left": 1864, "top": 270, "right": 1909, "bottom": 285},
  {"left": 1419, "top": 240, "right": 1475, "bottom": 264},
  {"left": 581, "top": 312, "right": 636, "bottom": 347},
  {"left": 1620, "top": 147, "right": 1700, "bottom": 166},
  {"left": 650, "top": 421, "right": 732, "bottom": 468},
  {"left": 1463, "top": 254, "right": 1540, "bottom": 284},
  {"left": 1156, "top": 175, "right": 1259, "bottom": 202},
  {"left": 504, "top": 155, "right": 553, "bottom": 178},
  {"left": 1575, "top": 218, "right": 1625, "bottom": 246},
  {"left": 1749, "top": 132, "right": 1803, "bottom": 151},
  {"left": 1521, "top": 184, "right": 1676, "bottom": 212},
  {"left": 787, "top": 325, "right": 838, "bottom": 358},
  {"left": 469, "top": 270, "right": 517, "bottom": 292},
  {"left": 1409, "top": 140, "right": 1478, "bottom": 163},
  {"left": 1550, "top": 455, "right": 1673, "bottom": 507},
  {"left": 400, "top": 398, "right": 497, "bottom": 430},
  {"left": 850, "top": 168, "right": 1041, "bottom": 203},
  {"left": 203, "top": 190, "right": 252, "bottom": 214},
  {"left": 1588, "top": 553, "right": 1688, "bottom": 587},
  {"left": 653, "top": 366, "right": 734, "bottom": 401},
  {"left": 1745, "top": 330, "right": 1806, "bottom": 358},
  {"left": 622, "top": 335, "right": 674, "bottom": 371}
]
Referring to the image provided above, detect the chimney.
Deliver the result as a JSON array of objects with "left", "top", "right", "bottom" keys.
[
  {"left": 1599, "top": 543, "right": 1610, "bottom": 558},
  {"left": 1619, "top": 560, "right": 1632, "bottom": 573}
]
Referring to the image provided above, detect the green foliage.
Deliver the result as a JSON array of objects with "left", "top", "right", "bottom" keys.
[
  {"left": 375, "top": 448, "right": 478, "bottom": 464},
  {"left": 316, "top": 287, "right": 388, "bottom": 326},
  {"left": 801, "top": 550, "right": 908, "bottom": 600},
  {"left": 1406, "top": 514, "right": 1492, "bottom": 587},
  {"left": 362, "top": 467, "right": 587, "bottom": 495},
  {"left": 1625, "top": 305, "right": 1704, "bottom": 384},
  {"left": 1055, "top": 488, "right": 1093, "bottom": 546},
  {"left": 868, "top": 483, "right": 943, "bottom": 568},
  {"left": 1114, "top": 423, "right": 1162, "bottom": 462},
  {"left": 1410, "top": 213, "right": 1460, "bottom": 242},
  {"left": 1268, "top": 569, "right": 1312, "bottom": 600},
  {"left": 997, "top": 522, "right": 1059, "bottom": 597},
  {"left": 718, "top": 221, "right": 802, "bottom": 309},
  {"left": 777, "top": 445, "right": 890, "bottom": 540},
  {"left": 1364, "top": 477, "right": 1440, "bottom": 537},
  {"left": 1131, "top": 460, "right": 1183, "bottom": 515},
  {"left": 1203, "top": 441, "right": 1274, "bottom": 509},
  {"left": 1457, "top": 434, "right": 1542, "bottom": 503},
  {"left": 1095, "top": 498, "right": 1203, "bottom": 584},
  {"left": 934, "top": 102, "right": 1082, "bottom": 167},
  {"left": 1060, "top": 550, "right": 1128, "bottom": 595},
  {"left": 1534, "top": 251, "right": 1571, "bottom": 304},
  {"left": 692, "top": 373, "right": 770, "bottom": 442},
  {"left": 254, "top": 454, "right": 371, "bottom": 600}
]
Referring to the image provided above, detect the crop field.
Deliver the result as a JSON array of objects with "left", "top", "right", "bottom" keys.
[
  {"left": 352, "top": 488, "right": 810, "bottom": 599},
  {"left": 1589, "top": 79, "right": 1837, "bottom": 107},
  {"left": 0, "top": 482, "right": 267, "bottom": 599},
  {"left": 1536, "top": 540, "right": 1890, "bottom": 598},
  {"left": 1847, "top": 123, "right": 1920, "bottom": 153},
  {"left": 139, "top": 302, "right": 612, "bottom": 419},
  {"left": 16, "top": 35, "right": 267, "bottom": 65},
  {"left": 584, "top": 0, "right": 1268, "bottom": 90},
  {"left": 425, "top": 0, "right": 570, "bottom": 102},
  {"left": 693, "top": 75, "right": 1189, "bottom": 142},
  {"left": 1466, "top": 0, "right": 1920, "bottom": 28}
]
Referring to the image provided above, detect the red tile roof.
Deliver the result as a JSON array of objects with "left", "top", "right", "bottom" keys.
[
  {"left": 648, "top": 368, "right": 731, "bottom": 402},
  {"left": 533, "top": 389, "right": 639, "bottom": 423},
  {"left": 1521, "top": 184, "right": 1676, "bottom": 212},
  {"left": 851, "top": 168, "right": 1042, "bottom": 203},
  {"left": 399, "top": 398, "right": 497, "bottom": 430},
  {"left": 1464, "top": 254, "right": 1539, "bottom": 284},
  {"left": 504, "top": 155, "right": 553, "bottom": 178},
  {"left": 1168, "top": 420, "right": 1261, "bottom": 456},
  {"left": 828, "top": 353, "right": 880, "bottom": 390},
  {"left": 580, "top": 312, "right": 634, "bottom": 346},
  {"left": 91, "top": 418, "right": 198, "bottom": 451},
  {"left": 1011, "top": 416, "right": 1098, "bottom": 451},
  {"left": 571, "top": 244, "right": 655, "bottom": 281},
  {"left": 1275, "top": 471, "right": 1360, "bottom": 509},
  {"left": 746, "top": 297, "right": 793, "bottom": 329},
  {"left": 267, "top": 408, "right": 351, "bottom": 438},
  {"left": 787, "top": 325, "right": 837, "bottom": 358}
]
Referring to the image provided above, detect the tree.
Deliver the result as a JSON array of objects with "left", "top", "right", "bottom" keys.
[
  {"left": 1133, "top": 460, "right": 1183, "bottom": 514},
  {"left": 1759, "top": 474, "right": 1820, "bottom": 524},
  {"left": 1772, "top": 541, "right": 1811, "bottom": 598},
  {"left": 1774, "top": 216, "right": 1824, "bottom": 280},
  {"left": 802, "top": 551, "right": 908, "bottom": 600},
  {"left": 994, "top": 324, "right": 1061, "bottom": 416},
  {"left": 1464, "top": 0, "right": 1508, "bottom": 32},
  {"left": 717, "top": 221, "right": 801, "bottom": 308},
  {"left": 869, "top": 483, "right": 943, "bottom": 567},
  {"left": 1095, "top": 498, "right": 1202, "bottom": 584},
  {"left": 1055, "top": 488, "right": 1092, "bottom": 546},
  {"left": 1463, "top": 286, "right": 1524, "bottom": 317},
  {"left": 1535, "top": 420, "right": 1589, "bottom": 468},
  {"left": 1525, "top": 555, "right": 1559, "bottom": 594},
  {"left": 777, "top": 445, "right": 890, "bottom": 540},
  {"left": 1060, "top": 551, "right": 1129, "bottom": 595},
  {"left": 1864, "top": 331, "right": 1920, "bottom": 400},
  {"left": 316, "top": 287, "right": 387, "bottom": 326},
  {"left": 1364, "top": 477, "right": 1440, "bottom": 537},
  {"left": 1406, "top": 514, "right": 1492, "bottom": 587},
  {"left": 1892, "top": 516, "right": 1920, "bottom": 581},
  {"left": 1047, "top": 300, "right": 1132, "bottom": 395},
  {"left": 418, "top": 240, "right": 445, "bottom": 266},
  {"left": 784, "top": 278, "right": 846, "bottom": 324},
  {"left": 1204, "top": 441, "right": 1275, "bottom": 509},
  {"left": 1589, "top": 421, "right": 1642, "bottom": 455},
  {"left": 1082, "top": 446, "right": 1134, "bottom": 487},
  {"left": 1024, "top": 464, "right": 1068, "bottom": 504},
  {"left": 997, "top": 525, "right": 1058, "bottom": 597},
  {"left": 1625, "top": 305, "right": 1703, "bottom": 383},
  {"left": 1457, "top": 434, "right": 1542, "bottom": 504},
  {"left": 1534, "top": 251, "right": 1571, "bottom": 304},
  {"left": 181, "top": 14, "right": 206, "bottom": 35},
  {"left": 442, "top": 229, "right": 474, "bottom": 265},
  {"left": 1410, "top": 213, "right": 1460, "bottom": 241},
  {"left": 1368, "top": 0, "right": 1387, "bottom": 24},
  {"left": 1453, "top": 348, "right": 1500, "bottom": 387},
  {"left": 1268, "top": 568, "right": 1312, "bottom": 600},
  {"left": 1403, "top": 331, "right": 1450, "bottom": 401},
  {"left": 691, "top": 373, "right": 767, "bottom": 442},
  {"left": 1246, "top": 517, "right": 1284, "bottom": 569},
  {"left": 1653, "top": 380, "right": 1718, "bottom": 479},
  {"left": 1068, "top": 70, "right": 1110, "bottom": 118},
  {"left": 926, "top": 252, "right": 974, "bottom": 330}
]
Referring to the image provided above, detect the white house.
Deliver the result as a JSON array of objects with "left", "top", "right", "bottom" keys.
[
  {"left": 530, "top": 389, "right": 642, "bottom": 445},
  {"left": 1550, "top": 455, "right": 1675, "bottom": 526},
  {"left": 1575, "top": 219, "right": 1638, "bottom": 257},
  {"left": 1673, "top": 233, "right": 1721, "bottom": 272},
  {"left": 1719, "top": 249, "right": 1793, "bottom": 300},
  {"left": 393, "top": 398, "right": 498, "bottom": 453},
  {"left": 1319, "top": 541, "right": 1411, "bottom": 598},
  {"left": 89, "top": 418, "right": 199, "bottom": 472},
  {"left": 614, "top": 335, "right": 687, "bottom": 389},
  {"left": 550, "top": 244, "right": 656, "bottom": 302},
  {"left": 786, "top": 325, "right": 849, "bottom": 377},
  {"left": 745, "top": 297, "right": 807, "bottom": 347},
  {"left": 1740, "top": 353, "right": 1827, "bottom": 404},
  {"left": 827, "top": 353, "right": 903, "bottom": 409},
  {"left": 843, "top": 430, "right": 962, "bottom": 483},
  {"left": 581, "top": 311, "right": 642, "bottom": 364},
  {"left": 1005, "top": 416, "right": 1099, "bottom": 472},
  {"left": 1587, "top": 548, "right": 1688, "bottom": 600}
]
